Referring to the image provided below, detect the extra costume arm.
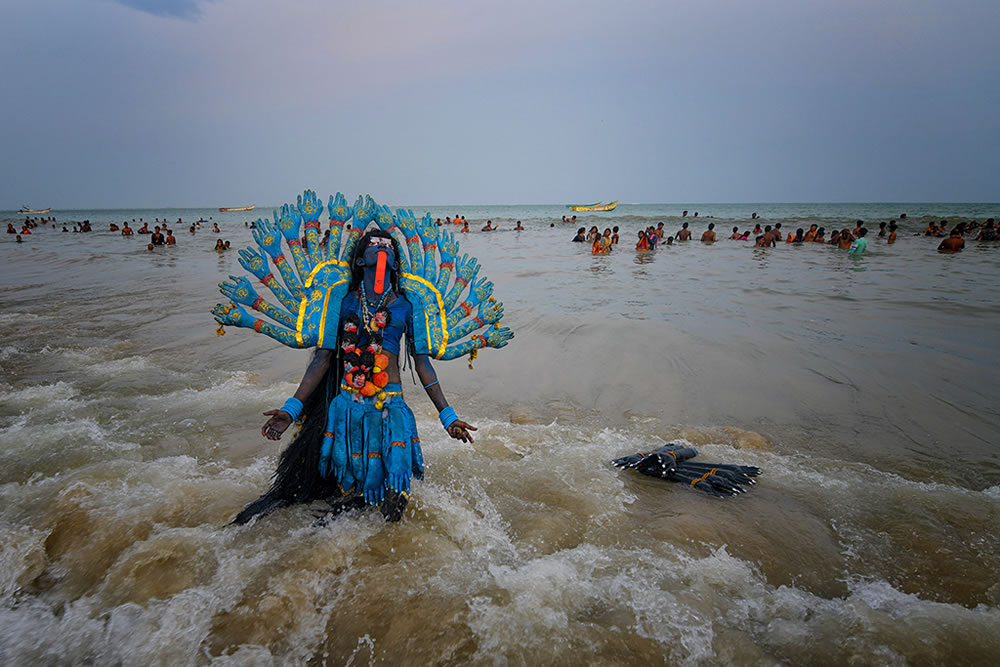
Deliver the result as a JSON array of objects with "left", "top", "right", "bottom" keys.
[
  {"left": 272, "top": 205, "right": 313, "bottom": 287},
  {"left": 238, "top": 245, "right": 301, "bottom": 313},
  {"left": 448, "top": 300, "right": 504, "bottom": 341},
  {"left": 395, "top": 208, "right": 424, "bottom": 276},
  {"left": 446, "top": 277, "right": 493, "bottom": 330},
  {"left": 437, "top": 326, "right": 513, "bottom": 360},
  {"left": 297, "top": 189, "right": 326, "bottom": 267},
  {"left": 443, "top": 255, "right": 479, "bottom": 312},
  {"left": 218, "top": 275, "right": 297, "bottom": 329},
  {"left": 326, "top": 192, "right": 354, "bottom": 260},
  {"left": 418, "top": 214, "right": 439, "bottom": 285},
  {"left": 434, "top": 230, "right": 458, "bottom": 293},
  {"left": 211, "top": 302, "right": 302, "bottom": 348},
  {"left": 256, "top": 215, "right": 306, "bottom": 300}
]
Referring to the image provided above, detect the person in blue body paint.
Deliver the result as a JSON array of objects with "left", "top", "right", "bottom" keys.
[{"left": 234, "top": 229, "right": 475, "bottom": 524}]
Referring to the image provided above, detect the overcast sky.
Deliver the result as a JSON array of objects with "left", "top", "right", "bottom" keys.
[{"left": 1, "top": 0, "right": 997, "bottom": 208}]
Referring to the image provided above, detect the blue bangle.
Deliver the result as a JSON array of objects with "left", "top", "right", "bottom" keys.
[
  {"left": 423, "top": 380, "right": 439, "bottom": 390},
  {"left": 439, "top": 406, "right": 458, "bottom": 429},
  {"left": 281, "top": 397, "right": 303, "bottom": 421}
]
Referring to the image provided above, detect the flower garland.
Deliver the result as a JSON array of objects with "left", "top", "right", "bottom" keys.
[{"left": 341, "top": 288, "right": 392, "bottom": 400}]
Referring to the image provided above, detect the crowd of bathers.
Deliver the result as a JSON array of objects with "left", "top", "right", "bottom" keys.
[
  {"left": 7, "top": 217, "right": 92, "bottom": 241},
  {"left": 6, "top": 215, "right": 245, "bottom": 253},
  {"left": 11, "top": 212, "right": 996, "bottom": 257},
  {"left": 569, "top": 215, "right": 998, "bottom": 255}
]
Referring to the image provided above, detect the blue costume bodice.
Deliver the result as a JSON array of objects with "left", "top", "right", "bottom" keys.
[{"left": 338, "top": 292, "right": 412, "bottom": 355}]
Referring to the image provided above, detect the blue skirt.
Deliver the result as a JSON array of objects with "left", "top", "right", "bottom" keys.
[{"left": 319, "top": 383, "right": 425, "bottom": 505}]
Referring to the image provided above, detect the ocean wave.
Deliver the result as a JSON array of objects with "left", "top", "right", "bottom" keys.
[{"left": 0, "top": 381, "right": 80, "bottom": 405}]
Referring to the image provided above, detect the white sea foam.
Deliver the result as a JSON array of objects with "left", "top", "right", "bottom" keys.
[
  {"left": 0, "top": 312, "right": 48, "bottom": 325},
  {"left": 88, "top": 356, "right": 150, "bottom": 374},
  {"left": 152, "top": 370, "right": 295, "bottom": 409},
  {"left": 0, "top": 381, "right": 79, "bottom": 405}
]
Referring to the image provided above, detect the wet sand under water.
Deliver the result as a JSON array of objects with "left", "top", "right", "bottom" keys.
[{"left": 1, "top": 208, "right": 999, "bottom": 664}]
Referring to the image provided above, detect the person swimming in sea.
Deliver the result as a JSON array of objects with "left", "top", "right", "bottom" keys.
[
  {"left": 975, "top": 220, "right": 996, "bottom": 241},
  {"left": 848, "top": 227, "right": 868, "bottom": 254},
  {"left": 701, "top": 223, "right": 716, "bottom": 243},
  {"left": 938, "top": 228, "right": 965, "bottom": 252}
]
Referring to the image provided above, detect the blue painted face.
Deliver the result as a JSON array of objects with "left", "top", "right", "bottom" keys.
[
  {"left": 361, "top": 239, "right": 397, "bottom": 297},
  {"left": 362, "top": 244, "right": 395, "bottom": 269}
]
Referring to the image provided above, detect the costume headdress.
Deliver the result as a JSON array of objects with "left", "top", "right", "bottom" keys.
[{"left": 212, "top": 190, "right": 513, "bottom": 360}]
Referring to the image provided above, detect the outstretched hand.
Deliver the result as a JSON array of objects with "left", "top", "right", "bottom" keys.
[
  {"left": 447, "top": 419, "right": 477, "bottom": 443},
  {"left": 484, "top": 326, "right": 514, "bottom": 348},
  {"left": 261, "top": 409, "right": 293, "bottom": 440}
]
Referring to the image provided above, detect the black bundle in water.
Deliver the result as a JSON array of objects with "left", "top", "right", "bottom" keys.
[{"left": 612, "top": 444, "right": 761, "bottom": 497}]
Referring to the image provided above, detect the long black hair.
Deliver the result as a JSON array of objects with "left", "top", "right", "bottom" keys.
[{"left": 231, "top": 349, "right": 341, "bottom": 524}]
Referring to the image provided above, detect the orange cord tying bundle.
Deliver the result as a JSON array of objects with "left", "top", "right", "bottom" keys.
[{"left": 690, "top": 468, "right": 718, "bottom": 486}]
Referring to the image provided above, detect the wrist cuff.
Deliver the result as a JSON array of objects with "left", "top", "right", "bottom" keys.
[
  {"left": 281, "top": 397, "right": 303, "bottom": 421},
  {"left": 439, "top": 406, "right": 458, "bottom": 429}
]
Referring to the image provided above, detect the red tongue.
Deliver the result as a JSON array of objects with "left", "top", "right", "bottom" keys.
[{"left": 373, "top": 251, "right": 387, "bottom": 294}]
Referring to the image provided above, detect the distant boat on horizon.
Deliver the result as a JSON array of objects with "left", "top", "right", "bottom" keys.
[
  {"left": 568, "top": 201, "right": 618, "bottom": 212},
  {"left": 218, "top": 205, "right": 255, "bottom": 212},
  {"left": 18, "top": 205, "right": 50, "bottom": 214}
]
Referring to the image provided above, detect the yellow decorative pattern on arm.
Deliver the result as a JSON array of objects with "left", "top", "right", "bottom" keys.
[
  {"left": 401, "top": 272, "right": 449, "bottom": 358},
  {"left": 317, "top": 278, "right": 348, "bottom": 348}
]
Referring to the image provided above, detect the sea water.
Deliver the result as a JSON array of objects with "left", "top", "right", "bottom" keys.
[{"left": 1, "top": 203, "right": 999, "bottom": 664}]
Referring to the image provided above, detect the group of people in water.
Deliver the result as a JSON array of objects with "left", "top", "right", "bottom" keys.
[
  {"left": 570, "top": 216, "right": 998, "bottom": 255},
  {"left": 7, "top": 217, "right": 92, "bottom": 241},
  {"left": 109, "top": 217, "right": 237, "bottom": 252},
  {"left": 6, "top": 215, "right": 243, "bottom": 253},
  {"left": 10, "top": 211, "right": 996, "bottom": 258}
]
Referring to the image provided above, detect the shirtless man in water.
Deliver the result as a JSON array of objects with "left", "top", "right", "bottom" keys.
[
  {"left": 754, "top": 225, "right": 776, "bottom": 247},
  {"left": 938, "top": 229, "right": 965, "bottom": 252},
  {"left": 675, "top": 222, "right": 692, "bottom": 241},
  {"left": 700, "top": 223, "right": 716, "bottom": 243}
]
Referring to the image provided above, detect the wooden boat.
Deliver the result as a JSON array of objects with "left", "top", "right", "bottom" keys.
[
  {"left": 218, "top": 205, "right": 255, "bottom": 212},
  {"left": 567, "top": 202, "right": 600, "bottom": 210},
  {"left": 569, "top": 201, "right": 618, "bottom": 212},
  {"left": 18, "top": 206, "right": 50, "bottom": 214}
]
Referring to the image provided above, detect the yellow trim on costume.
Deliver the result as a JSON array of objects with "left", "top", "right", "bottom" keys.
[
  {"left": 400, "top": 272, "right": 449, "bottom": 358},
  {"left": 305, "top": 259, "right": 350, "bottom": 288},
  {"left": 295, "top": 295, "right": 307, "bottom": 347},
  {"left": 317, "top": 278, "right": 348, "bottom": 348}
]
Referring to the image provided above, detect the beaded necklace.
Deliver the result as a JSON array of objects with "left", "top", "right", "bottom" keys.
[{"left": 358, "top": 281, "right": 388, "bottom": 340}]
